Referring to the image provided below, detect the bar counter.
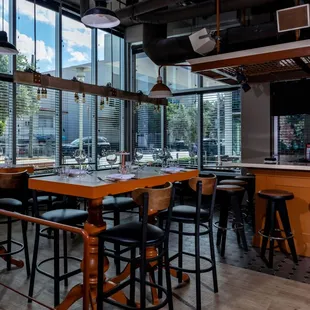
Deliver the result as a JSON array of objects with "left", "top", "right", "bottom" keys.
[{"left": 223, "top": 163, "right": 310, "bottom": 257}]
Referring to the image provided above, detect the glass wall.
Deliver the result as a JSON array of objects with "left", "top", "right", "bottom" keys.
[{"left": 134, "top": 53, "right": 162, "bottom": 163}]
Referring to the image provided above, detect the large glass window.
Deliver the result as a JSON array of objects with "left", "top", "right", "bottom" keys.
[
  {"left": 202, "top": 90, "right": 241, "bottom": 166},
  {"left": 134, "top": 53, "right": 162, "bottom": 163},
  {"left": 275, "top": 115, "right": 306, "bottom": 163},
  {"left": 166, "top": 67, "right": 199, "bottom": 92},
  {"left": 167, "top": 95, "right": 199, "bottom": 166},
  {"left": 61, "top": 16, "right": 94, "bottom": 164},
  {"left": 0, "top": 0, "right": 11, "bottom": 74},
  {"left": 16, "top": 85, "right": 58, "bottom": 166}
]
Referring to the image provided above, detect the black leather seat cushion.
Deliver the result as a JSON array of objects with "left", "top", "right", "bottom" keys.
[
  {"left": 159, "top": 205, "right": 210, "bottom": 223},
  {"left": 28, "top": 195, "right": 58, "bottom": 204},
  {"left": 99, "top": 222, "right": 164, "bottom": 246},
  {"left": 102, "top": 196, "right": 137, "bottom": 211},
  {"left": 0, "top": 198, "right": 22, "bottom": 211},
  {"left": 41, "top": 209, "right": 88, "bottom": 225}
]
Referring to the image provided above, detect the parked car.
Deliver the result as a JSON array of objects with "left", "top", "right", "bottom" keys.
[{"left": 62, "top": 136, "right": 110, "bottom": 158}]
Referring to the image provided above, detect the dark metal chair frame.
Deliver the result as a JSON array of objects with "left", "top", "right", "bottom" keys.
[
  {"left": 28, "top": 190, "right": 86, "bottom": 307},
  {"left": 160, "top": 176, "right": 219, "bottom": 310},
  {"left": 97, "top": 184, "right": 174, "bottom": 310}
]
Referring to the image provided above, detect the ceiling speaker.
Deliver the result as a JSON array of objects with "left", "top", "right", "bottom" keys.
[{"left": 277, "top": 4, "right": 310, "bottom": 33}]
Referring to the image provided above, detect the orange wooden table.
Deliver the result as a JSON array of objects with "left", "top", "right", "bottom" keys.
[
  {"left": 28, "top": 168, "right": 199, "bottom": 309},
  {"left": 0, "top": 165, "right": 34, "bottom": 174}
]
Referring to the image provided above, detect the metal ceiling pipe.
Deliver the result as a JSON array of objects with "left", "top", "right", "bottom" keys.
[
  {"left": 115, "top": 0, "right": 181, "bottom": 24},
  {"left": 143, "top": 24, "right": 203, "bottom": 65},
  {"left": 139, "top": 0, "right": 279, "bottom": 24}
]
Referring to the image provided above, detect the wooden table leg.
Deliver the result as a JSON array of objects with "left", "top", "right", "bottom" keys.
[{"left": 56, "top": 198, "right": 128, "bottom": 309}]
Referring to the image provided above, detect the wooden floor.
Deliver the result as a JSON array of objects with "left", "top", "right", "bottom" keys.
[{"left": 0, "top": 219, "right": 310, "bottom": 309}]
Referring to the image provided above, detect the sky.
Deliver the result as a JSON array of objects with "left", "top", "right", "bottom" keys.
[{"left": 0, "top": 0, "right": 108, "bottom": 73}]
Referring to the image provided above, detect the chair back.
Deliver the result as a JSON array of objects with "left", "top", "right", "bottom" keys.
[
  {"left": 0, "top": 170, "right": 29, "bottom": 205},
  {"left": 188, "top": 175, "right": 217, "bottom": 225},
  {"left": 188, "top": 175, "right": 216, "bottom": 196},
  {"left": 132, "top": 182, "right": 173, "bottom": 215}
]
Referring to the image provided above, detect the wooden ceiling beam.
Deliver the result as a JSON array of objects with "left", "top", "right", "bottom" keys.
[
  {"left": 14, "top": 71, "right": 167, "bottom": 106},
  {"left": 247, "top": 69, "right": 310, "bottom": 83},
  {"left": 188, "top": 40, "right": 310, "bottom": 72}
]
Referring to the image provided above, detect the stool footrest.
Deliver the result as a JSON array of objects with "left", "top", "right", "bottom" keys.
[
  {"left": 258, "top": 228, "right": 294, "bottom": 241},
  {"left": 214, "top": 221, "right": 244, "bottom": 231},
  {"left": 0, "top": 239, "right": 24, "bottom": 256}
]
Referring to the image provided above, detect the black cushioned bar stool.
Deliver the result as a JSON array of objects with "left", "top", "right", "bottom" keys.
[
  {"left": 102, "top": 196, "right": 139, "bottom": 274},
  {"left": 97, "top": 183, "right": 174, "bottom": 310},
  {"left": 159, "top": 175, "right": 218, "bottom": 310},
  {"left": 28, "top": 193, "right": 88, "bottom": 307},
  {"left": 216, "top": 184, "right": 248, "bottom": 257},
  {"left": 235, "top": 174, "right": 256, "bottom": 232},
  {"left": 258, "top": 189, "right": 298, "bottom": 268}
]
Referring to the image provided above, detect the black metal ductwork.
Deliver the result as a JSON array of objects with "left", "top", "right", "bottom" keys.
[{"left": 143, "top": 24, "right": 207, "bottom": 65}]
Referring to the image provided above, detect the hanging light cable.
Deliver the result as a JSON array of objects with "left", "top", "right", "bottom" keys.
[{"left": 0, "top": 0, "right": 18, "bottom": 55}]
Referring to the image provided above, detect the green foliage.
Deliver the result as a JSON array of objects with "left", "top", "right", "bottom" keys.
[{"left": 0, "top": 54, "right": 39, "bottom": 136}]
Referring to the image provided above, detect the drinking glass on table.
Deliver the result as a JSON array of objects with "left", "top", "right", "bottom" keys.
[
  {"left": 106, "top": 150, "right": 117, "bottom": 172},
  {"left": 74, "top": 149, "right": 87, "bottom": 173},
  {"left": 134, "top": 148, "right": 143, "bottom": 166}
]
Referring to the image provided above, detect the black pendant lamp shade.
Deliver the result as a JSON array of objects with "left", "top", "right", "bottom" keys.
[
  {"left": 81, "top": 0, "right": 120, "bottom": 29},
  {"left": 0, "top": 30, "right": 18, "bottom": 55}
]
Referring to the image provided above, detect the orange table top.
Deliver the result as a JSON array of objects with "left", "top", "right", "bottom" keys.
[
  {"left": 0, "top": 165, "right": 35, "bottom": 174},
  {"left": 28, "top": 168, "right": 199, "bottom": 199}
]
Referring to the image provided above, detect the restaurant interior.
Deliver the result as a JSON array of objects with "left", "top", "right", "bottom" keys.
[{"left": 0, "top": 0, "right": 310, "bottom": 309}]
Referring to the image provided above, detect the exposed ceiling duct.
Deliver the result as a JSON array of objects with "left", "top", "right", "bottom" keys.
[
  {"left": 138, "top": 0, "right": 280, "bottom": 24},
  {"left": 143, "top": 24, "right": 216, "bottom": 65},
  {"left": 142, "top": 0, "right": 282, "bottom": 66}
]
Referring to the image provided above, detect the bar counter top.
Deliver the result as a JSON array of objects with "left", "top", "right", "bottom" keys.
[{"left": 222, "top": 162, "right": 310, "bottom": 171}]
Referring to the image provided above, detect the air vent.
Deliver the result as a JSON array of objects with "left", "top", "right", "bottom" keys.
[{"left": 277, "top": 4, "right": 310, "bottom": 33}]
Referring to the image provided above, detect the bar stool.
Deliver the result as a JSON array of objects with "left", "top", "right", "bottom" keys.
[
  {"left": 235, "top": 174, "right": 256, "bottom": 232},
  {"left": 258, "top": 189, "right": 298, "bottom": 268},
  {"left": 28, "top": 192, "right": 88, "bottom": 307},
  {"left": 97, "top": 182, "right": 174, "bottom": 310},
  {"left": 102, "top": 196, "right": 139, "bottom": 274},
  {"left": 159, "top": 175, "right": 218, "bottom": 310},
  {"left": 216, "top": 184, "right": 248, "bottom": 257}
]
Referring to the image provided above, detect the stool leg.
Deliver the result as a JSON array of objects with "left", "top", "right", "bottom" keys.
[
  {"left": 129, "top": 248, "right": 136, "bottom": 305},
  {"left": 261, "top": 201, "right": 271, "bottom": 259},
  {"left": 217, "top": 205, "right": 229, "bottom": 257},
  {"left": 195, "top": 224, "right": 201, "bottom": 310},
  {"left": 63, "top": 231, "right": 68, "bottom": 287},
  {"left": 7, "top": 216, "right": 12, "bottom": 271},
  {"left": 54, "top": 229, "right": 60, "bottom": 307},
  {"left": 140, "top": 248, "right": 146, "bottom": 309},
  {"left": 21, "top": 220, "right": 30, "bottom": 277},
  {"left": 164, "top": 242, "right": 173, "bottom": 310},
  {"left": 208, "top": 224, "right": 218, "bottom": 293},
  {"left": 277, "top": 202, "right": 298, "bottom": 264},
  {"left": 268, "top": 201, "right": 276, "bottom": 269},
  {"left": 177, "top": 222, "right": 183, "bottom": 284},
  {"left": 28, "top": 224, "right": 40, "bottom": 302},
  {"left": 157, "top": 243, "right": 163, "bottom": 299},
  {"left": 114, "top": 209, "right": 121, "bottom": 275},
  {"left": 231, "top": 193, "right": 248, "bottom": 252}
]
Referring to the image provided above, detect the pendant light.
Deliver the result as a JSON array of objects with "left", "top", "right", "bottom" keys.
[
  {"left": 149, "top": 66, "right": 172, "bottom": 98},
  {"left": 0, "top": 0, "right": 18, "bottom": 55},
  {"left": 81, "top": 0, "right": 120, "bottom": 29}
]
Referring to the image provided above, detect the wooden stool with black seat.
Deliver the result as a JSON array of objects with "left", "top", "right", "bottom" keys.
[
  {"left": 28, "top": 194, "right": 88, "bottom": 307},
  {"left": 216, "top": 184, "right": 248, "bottom": 257},
  {"left": 258, "top": 189, "right": 298, "bottom": 268},
  {"left": 0, "top": 171, "right": 30, "bottom": 277},
  {"left": 102, "top": 195, "right": 139, "bottom": 275},
  {"left": 159, "top": 175, "right": 218, "bottom": 310},
  {"left": 97, "top": 182, "right": 174, "bottom": 310},
  {"left": 235, "top": 174, "right": 256, "bottom": 232}
]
